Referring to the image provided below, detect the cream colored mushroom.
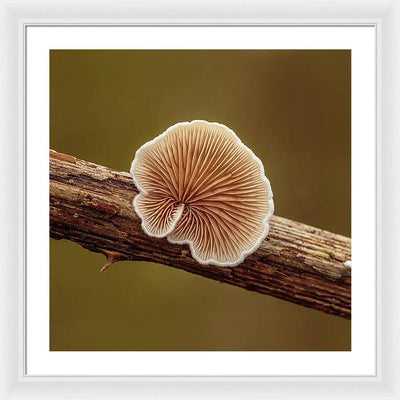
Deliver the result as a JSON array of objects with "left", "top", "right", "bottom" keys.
[{"left": 130, "top": 120, "right": 274, "bottom": 267}]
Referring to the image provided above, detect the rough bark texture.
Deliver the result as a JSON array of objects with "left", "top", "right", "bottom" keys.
[{"left": 50, "top": 149, "right": 351, "bottom": 319}]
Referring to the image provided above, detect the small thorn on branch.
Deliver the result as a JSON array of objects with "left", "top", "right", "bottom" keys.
[{"left": 100, "top": 250, "right": 125, "bottom": 272}]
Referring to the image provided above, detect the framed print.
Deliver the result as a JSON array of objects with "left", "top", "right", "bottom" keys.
[
  {"left": 28, "top": 25, "right": 371, "bottom": 376},
  {"left": 0, "top": 0, "right": 399, "bottom": 399}
]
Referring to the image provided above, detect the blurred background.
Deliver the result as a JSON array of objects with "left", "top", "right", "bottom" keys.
[{"left": 50, "top": 50, "right": 351, "bottom": 351}]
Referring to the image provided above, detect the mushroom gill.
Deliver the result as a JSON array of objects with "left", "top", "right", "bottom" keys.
[{"left": 130, "top": 120, "right": 274, "bottom": 267}]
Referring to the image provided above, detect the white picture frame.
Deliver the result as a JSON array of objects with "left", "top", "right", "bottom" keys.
[{"left": 0, "top": 0, "right": 398, "bottom": 399}]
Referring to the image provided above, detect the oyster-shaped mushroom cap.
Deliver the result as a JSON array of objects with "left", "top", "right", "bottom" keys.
[{"left": 130, "top": 120, "right": 274, "bottom": 267}]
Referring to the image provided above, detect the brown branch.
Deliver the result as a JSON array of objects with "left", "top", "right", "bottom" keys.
[{"left": 50, "top": 149, "right": 351, "bottom": 319}]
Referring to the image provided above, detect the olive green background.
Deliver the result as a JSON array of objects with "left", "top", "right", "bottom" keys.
[{"left": 50, "top": 50, "right": 351, "bottom": 351}]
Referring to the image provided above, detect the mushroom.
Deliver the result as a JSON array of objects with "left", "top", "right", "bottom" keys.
[{"left": 130, "top": 120, "right": 274, "bottom": 267}]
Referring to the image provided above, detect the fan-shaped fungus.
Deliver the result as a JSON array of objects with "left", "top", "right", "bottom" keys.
[{"left": 130, "top": 120, "right": 274, "bottom": 267}]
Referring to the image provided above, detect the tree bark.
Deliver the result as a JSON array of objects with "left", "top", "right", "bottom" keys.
[{"left": 50, "top": 149, "right": 351, "bottom": 319}]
